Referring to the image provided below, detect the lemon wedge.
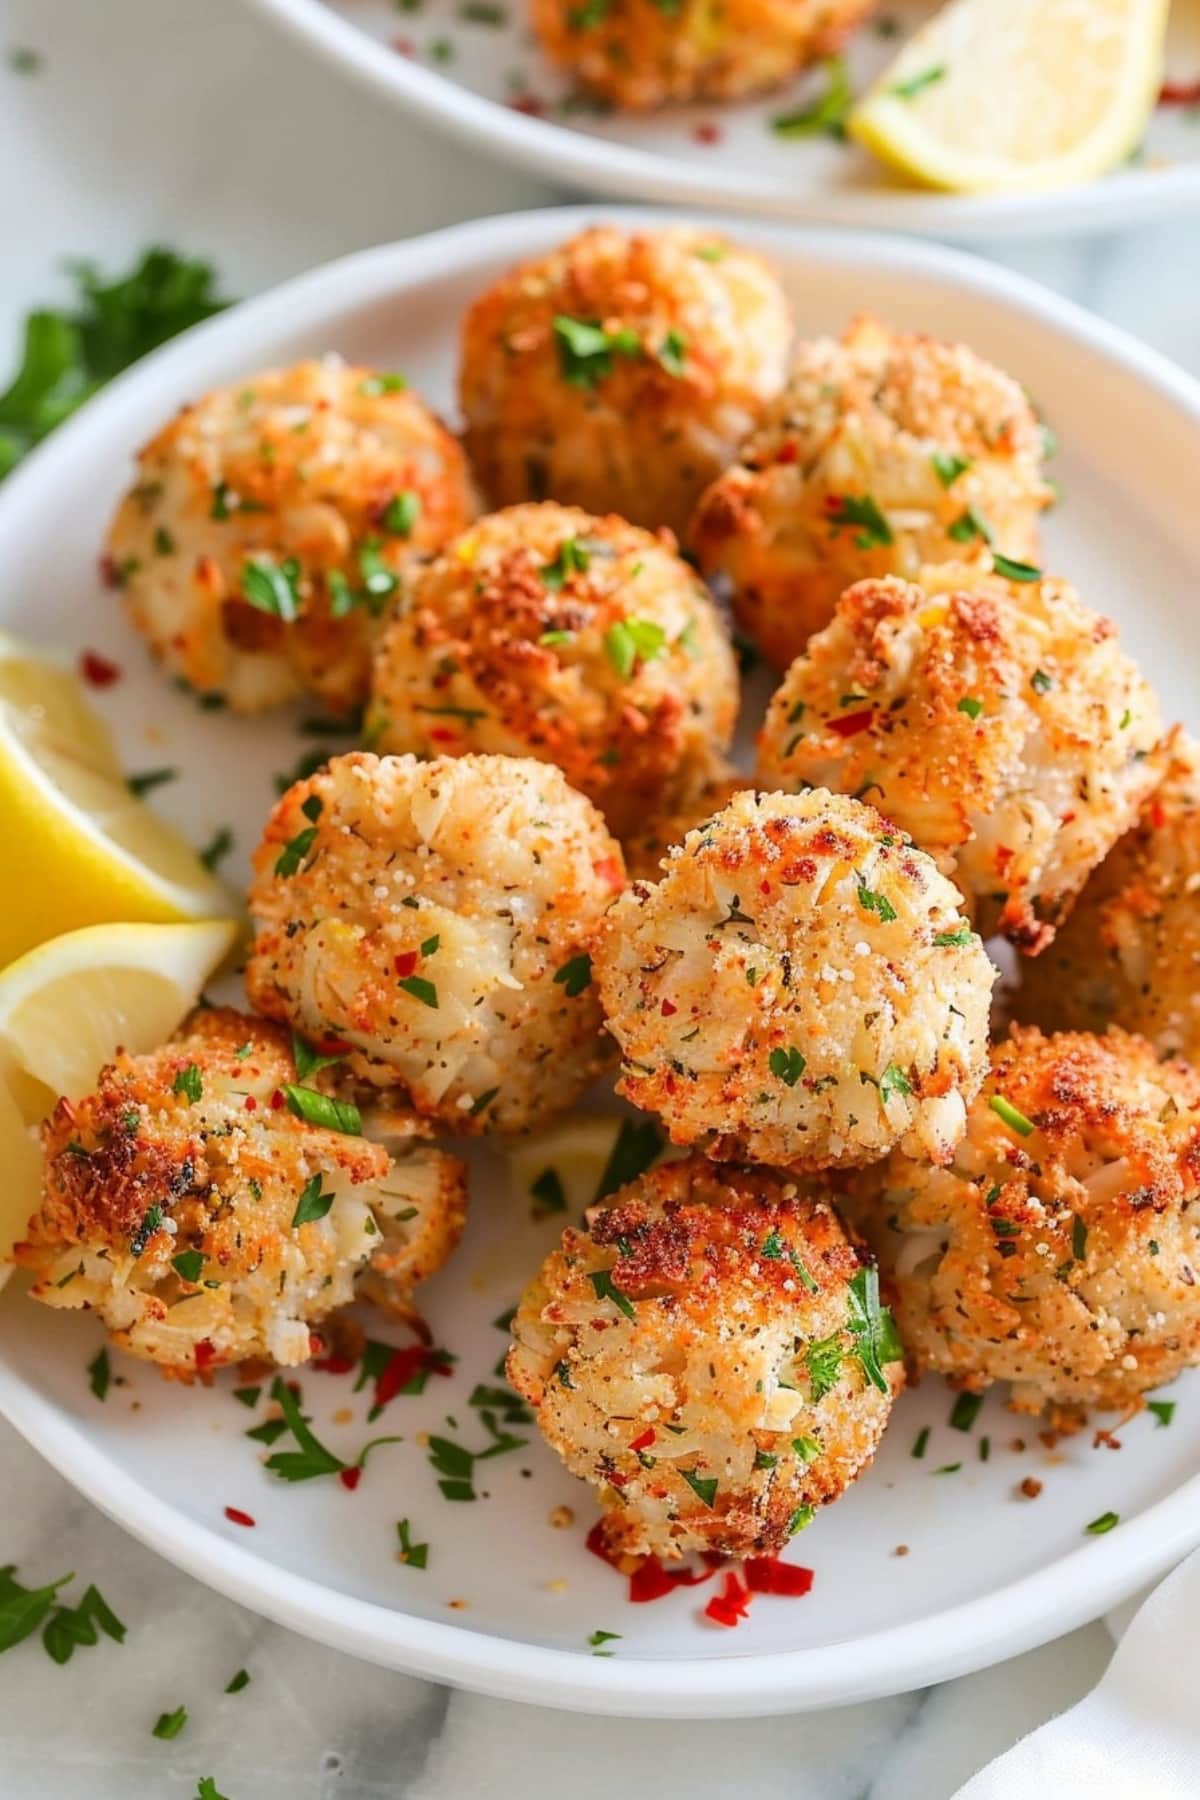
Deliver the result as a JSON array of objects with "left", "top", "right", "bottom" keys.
[
  {"left": 849, "top": 0, "right": 1168, "bottom": 194},
  {"left": 0, "top": 632, "right": 234, "bottom": 965},
  {"left": 0, "top": 918, "right": 239, "bottom": 1281}
]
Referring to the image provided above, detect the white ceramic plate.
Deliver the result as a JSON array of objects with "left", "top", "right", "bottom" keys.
[
  {"left": 244, "top": 0, "right": 1200, "bottom": 238},
  {"left": 3, "top": 208, "right": 1200, "bottom": 1718}
]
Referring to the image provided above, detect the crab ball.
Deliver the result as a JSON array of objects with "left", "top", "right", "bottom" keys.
[
  {"left": 756, "top": 568, "right": 1166, "bottom": 953},
  {"left": 17, "top": 1009, "right": 467, "bottom": 1376},
  {"left": 459, "top": 226, "right": 791, "bottom": 538},
  {"left": 1017, "top": 735, "right": 1200, "bottom": 1059},
  {"left": 366, "top": 502, "right": 738, "bottom": 841},
  {"left": 245, "top": 752, "right": 625, "bottom": 1137},
  {"left": 847, "top": 1027, "right": 1200, "bottom": 1419},
  {"left": 595, "top": 788, "right": 994, "bottom": 1171},
  {"left": 690, "top": 314, "right": 1053, "bottom": 669},
  {"left": 105, "top": 358, "right": 476, "bottom": 713},
  {"left": 530, "top": 0, "right": 874, "bottom": 110},
  {"left": 507, "top": 1155, "right": 902, "bottom": 1561},
  {"left": 622, "top": 765, "right": 747, "bottom": 881}
]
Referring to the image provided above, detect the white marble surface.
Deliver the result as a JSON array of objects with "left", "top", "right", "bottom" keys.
[{"left": 0, "top": 0, "right": 1197, "bottom": 1792}]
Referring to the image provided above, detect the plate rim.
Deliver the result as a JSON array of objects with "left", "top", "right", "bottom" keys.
[
  {"left": 240, "top": 0, "right": 1200, "bottom": 239},
  {"left": 4, "top": 206, "right": 1200, "bottom": 1715}
]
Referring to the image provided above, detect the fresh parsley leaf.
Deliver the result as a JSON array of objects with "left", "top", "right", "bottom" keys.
[
  {"left": 658, "top": 330, "right": 688, "bottom": 377},
  {"left": 956, "top": 696, "right": 983, "bottom": 720},
  {"left": 879, "top": 1063, "right": 912, "bottom": 1105},
  {"left": 198, "top": 825, "right": 234, "bottom": 872},
  {"left": 679, "top": 1467, "right": 718, "bottom": 1508},
  {"left": 603, "top": 617, "right": 666, "bottom": 679},
  {"left": 541, "top": 536, "right": 590, "bottom": 590},
  {"left": 992, "top": 552, "right": 1041, "bottom": 583},
  {"left": 949, "top": 1391, "right": 982, "bottom": 1432},
  {"left": 172, "top": 1063, "right": 202, "bottom": 1103},
  {"left": 171, "top": 1249, "right": 204, "bottom": 1283},
  {"left": 806, "top": 1334, "right": 843, "bottom": 1401},
  {"left": 934, "top": 924, "right": 973, "bottom": 946},
  {"left": 282, "top": 1086, "right": 362, "bottom": 1136},
  {"left": 197, "top": 1780, "right": 231, "bottom": 1800},
  {"left": 594, "top": 1118, "right": 662, "bottom": 1200},
  {"left": 768, "top": 1045, "right": 806, "bottom": 1087},
  {"left": 396, "top": 1518, "right": 428, "bottom": 1569},
  {"left": 1085, "top": 1510, "right": 1119, "bottom": 1535},
  {"left": 152, "top": 1706, "right": 188, "bottom": 1740},
  {"left": 87, "top": 1347, "right": 111, "bottom": 1402},
  {"left": 825, "top": 492, "right": 892, "bottom": 549},
  {"left": 127, "top": 767, "right": 177, "bottom": 797},
  {"left": 771, "top": 54, "right": 852, "bottom": 138},
  {"left": 383, "top": 490, "right": 421, "bottom": 536},
  {"left": 553, "top": 314, "right": 641, "bottom": 388},
  {"left": 292, "top": 1173, "right": 335, "bottom": 1228},
  {"left": 398, "top": 975, "right": 438, "bottom": 1009},
  {"left": 291, "top": 1031, "right": 345, "bottom": 1081},
  {"left": 242, "top": 555, "right": 301, "bottom": 621},
  {"left": 553, "top": 954, "right": 592, "bottom": 997},
  {"left": 530, "top": 1168, "right": 567, "bottom": 1218},
  {"left": 857, "top": 884, "right": 897, "bottom": 923},
  {"left": 1148, "top": 1400, "right": 1176, "bottom": 1428},
  {"left": 931, "top": 450, "right": 972, "bottom": 488},
  {"left": 846, "top": 1266, "right": 903, "bottom": 1394},
  {"left": 588, "top": 1268, "right": 635, "bottom": 1322},
  {"left": 989, "top": 1094, "right": 1035, "bottom": 1137},
  {"left": 274, "top": 824, "right": 318, "bottom": 876},
  {"left": 890, "top": 63, "right": 946, "bottom": 99}
]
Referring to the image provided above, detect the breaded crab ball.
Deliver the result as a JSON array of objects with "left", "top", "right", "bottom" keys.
[
  {"left": 848, "top": 1027, "right": 1200, "bottom": 1419},
  {"left": 690, "top": 314, "right": 1054, "bottom": 669},
  {"left": 756, "top": 568, "right": 1166, "bottom": 953},
  {"left": 530, "top": 0, "right": 873, "bottom": 110},
  {"left": 595, "top": 788, "right": 994, "bottom": 1171},
  {"left": 507, "top": 1155, "right": 902, "bottom": 1561},
  {"left": 16, "top": 1009, "right": 467, "bottom": 1377},
  {"left": 245, "top": 752, "right": 625, "bottom": 1137},
  {"left": 459, "top": 226, "right": 791, "bottom": 538},
  {"left": 366, "top": 502, "right": 739, "bottom": 841},
  {"left": 105, "top": 358, "right": 476, "bottom": 713},
  {"left": 1018, "top": 736, "right": 1200, "bottom": 1059}
]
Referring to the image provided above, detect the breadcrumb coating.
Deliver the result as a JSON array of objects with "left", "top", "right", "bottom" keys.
[
  {"left": 622, "top": 764, "right": 747, "bottom": 881},
  {"left": 691, "top": 314, "right": 1052, "bottom": 669},
  {"left": 459, "top": 226, "right": 791, "bottom": 537},
  {"left": 756, "top": 568, "right": 1166, "bottom": 952},
  {"left": 595, "top": 788, "right": 994, "bottom": 1171},
  {"left": 507, "top": 1155, "right": 901, "bottom": 1560},
  {"left": 105, "top": 358, "right": 475, "bottom": 713},
  {"left": 245, "top": 752, "right": 625, "bottom": 1136},
  {"left": 18, "top": 1009, "right": 466, "bottom": 1376},
  {"left": 530, "top": 0, "right": 874, "bottom": 110},
  {"left": 1018, "top": 734, "right": 1200, "bottom": 1059},
  {"left": 847, "top": 1026, "right": 1200, "bottom": 1418},
  {"left": 366, "top": 503, "right": 738, "bottom": 840}
]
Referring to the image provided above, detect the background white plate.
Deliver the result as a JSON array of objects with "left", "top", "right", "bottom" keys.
[
  {"left": 244, "top": 0, "right": 1200, "bottom": 238},
  {"left": 2, "top": 209, "right": 1200, "bottom": 1718}
]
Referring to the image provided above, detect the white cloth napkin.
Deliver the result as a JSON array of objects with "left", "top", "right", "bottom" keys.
[{"left": 952, "top": 1548, "right": 1200, "bottom": 1798}]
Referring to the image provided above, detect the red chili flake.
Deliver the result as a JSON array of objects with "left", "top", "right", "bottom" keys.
[
  {"left": 80, "top": 649, "right": 121, "bottom": 689},
  {"left": 243, "top": 1095, "right": 258, "bottom": 1112},
  {"left": 660, "top": 998, "right": 677, "bottom": 1018},
  {"left": 828, "top": 708, "right": 875, "bottom": 739},
  {"left": 775, "top": 441, "right": 799, "bottom": 465},
  {"left": 374, "top": 1343, "right": 452, "bottom": 1412},
  {"left": 194, "top": 1339, "right": 217, "bottom": 1370},
  {"left": 1160, "top": 77, "right": 1200, "bottom": 106},
  {"left": 316, "top": 1037, "right": 352, "bottom": 1056},
  {"left": 98, "top": 554, "right": 121, "bottom": 590},
  {"left": 704, "top": 1571, "right": 753, "bottom": 1627},
  {"left": 429, "top": 727, "right": 458, "bottom": 744},
  {"left": 224, "top": 1506, "right": 255, "bottom": 1528},
  {"left": 393, "top": 950, "right": 419, "bottom": 979},
  {"left": 1150, "top": 799, "right": 1168, "bottom": 830},
  {"left": 269, "top": 1089, "right": 285, "bottom": 1111},
  {"left": 509, "top": 92, "right": 547, "bottom": 117},
  {"left": 338, "top": 1466, "right": 362, "bottom": 1491},
  {"left": 392, "top": 36, "right": 415, "bottom": 54},
  {"left": 608, "top": 1470, "right": 628, "bottom": 1488},
  {"left": 744, "top": 1556, "right": 814, "bottom": 1597},
  {"left": 629, "top": 1427, "right": 656, "bottom": 1452},
  {"left": 692, "top": 121, "right": 721, "bottom": 145},
  {"left": 593, "top": 856, "right": 623, "bottom": 888},
  {"left": 586, "top": 1520, "right": 620, "bottom": 1566},
  {"left": 312, "top": 1352, "right": 357, "bottom": 1376}
]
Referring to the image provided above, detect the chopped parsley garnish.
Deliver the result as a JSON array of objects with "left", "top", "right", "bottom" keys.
[
  {"left": 604, "top": 616, "right": 666, "bottom": 679},
  {"left": 806, "top": 1334, "right": 843, "bottom": 1400},
  {"left": 541, "top": 535, "right": 590, "bottom": 589},
  {"left": 0, "top": 1567, "right": 125, "bottom": 1663},
  {"left": 826, "top": 493, "right": 893, "bottom": 548},
  {"left": 172, "top": 1063, "right": 203, "bottom": 1103},
  {"left": 469, "top": 1086, "right": 501, "bottom": 1119},
  {"left": 292, "top": 1031, "right": 345, "bottom": 1081},
  {"left": 1030, "top": 669, "right": 1053, "bottom": 695},
  {"left": 934, "top": 924, "right": 973, "bottom": 946},
  {"left": 992, "top": 553, "right": 1041, "bottom": 583},
  {"left": 87, "top": 1348, "right": 111, "bottom": 1402},
  {"left": 553, "top": 953, "right": 592, "bottom": 997},
  {"left": 857, "top": 883, "right": 897, "bottom": 923},
  {"left": 947, "top": 506, "right": 992, "bottom": 543},
  {"left": 171, "top": 1249, "right": 204, "bottom": 1283},
  {"left": 262, "top": 1376, "right": 402, "bottom": 1483},
  {"left": 384, "top": 490, "right": 421, "bottom": 536},
  {"left": 931, "top": 450, "right": 972, "bottom": 488},
  {"left": 658, "top": 330, "right": 688, "bottom": 378},
  {"left": 359, "top": 371, "right": 407, "bottom": 396},
  {"left": 197, "top": 1779, "right": 231, "bottom": 1800},
  {"left": 538, "top": 629, "right": 574, "bottom": 647},
  {"left": 912, "top": 1427, "right": 930, "bottom": 1459},
  {"left": 768, "top": 1045, "right": 806, "bottom": 1087},
  {"left": 753, "top": 1449, "right": 778, "bottom": 1469},
  {"left": 949, "top": 1392, "right": 982, "bottom": 1432},
  {"left": 130, "top": 1204, "right": 163, "bottom": 1258},
  {"left": 1085, "top": 1510, "right": 1119, "bottom": 1535},
  {"left": 595, "top": 1118, "right": 662, "bottom": 1200},
  {"left": 771, "top": 54, "right": 853, "bottom": 138},
  {"left": 398, "top": 974, "right": 439, "bottom": 1009},
  {"left": 152, "top": 1706, "right": 188, "bottom": 1740},
  {"left": 198, "top": 825, "right": 234, "bottom": 872},
  {"left": 426, "top": 1402, "right": 526, "bottom": 1501},
  {"left": 879, "top": 1063, "right": 912, "bottom": 1106},
  {"left": 989, "top": 1094, "right": 1035, "bottom": 1137},
  {"left": 933, "top": 1462, "right": 962, "bottom": 1475},
  {"left": 292, "top": 1173, "right": 335, "bottom": 1228},
  {"left": 846, "top": 1266, "right": 903, "bottom": 1394},
  {"left": 1148, "top": 1400, "right": 1176, "bottom": 1428},
  {"left": 530, "top": 1168, "right": 567, "bottom": 1218},
  {"left": 890, "top": 63, "right": 946, "bottom": 99},
  {"left": 242, "top": 555, "right": 301, "bottom": 621},
  {"left": 589, "top": 1629, "right": 621, "bottom": 1654},
  {"left": 679, "top": 1467, "right": 718, "bottom": 1508},
  {"left": 1072, "top": 1215, "right": 1088, "bottom": 1261},
  {"left": 0, "top": 248, "right": 229, "bottom": 481},
  {"left": 788, "top": 1505, "right": 815, "bottom": 1535},
  {"left": 233, "top": 1387, "right": 260, "bottom": 1409},
  {"left": 127, "top": 767, "right": 177, "bottom": 797},
  {"left": 283, "top": 1085, "right": 362, "bottom": 1136},
  {"left": 956, "top": 696, "right": 983, "bottom": 720},
  {"left": 553, "top": 314, "right": 641, "bottom": 389},
  {"left": 225, "top": 1668, "right": 250, "bottom": 1693},
  {"left": 274, "top": 823, "right": 318, "bottom": 876},
  {"left": 792, "top": 1435, "right": 821, "bottom": 1464},
  {"left": 760, "top": 1229, "right": 786, "bottom": 1260},
  {"left": 588, "top": 1268, "right": 636, "bottom": 1322},
  {"left": 396, "top": 1518, "right": 429, "bottom": 1569}
]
